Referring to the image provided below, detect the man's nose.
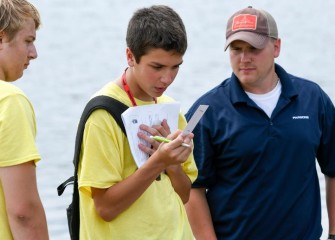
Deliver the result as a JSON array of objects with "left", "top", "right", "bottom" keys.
[{"left": 240, "top": 50, "right": 251, "bottom": 62}]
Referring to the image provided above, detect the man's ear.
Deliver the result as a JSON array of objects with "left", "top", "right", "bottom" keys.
[
  {"left": 126, "top": 47, "right": 136, "bottom": 67},
  {"left": 274, "top": 38, "right": 281, "bottom": 58}
]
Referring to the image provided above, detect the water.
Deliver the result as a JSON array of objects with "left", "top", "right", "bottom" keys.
[{"left": 14, "top": 0, "right": 335, "bottom": 239}]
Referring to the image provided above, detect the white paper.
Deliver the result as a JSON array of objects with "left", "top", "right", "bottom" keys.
[{"left": 121, "top": 102, "right": 180, "bottom": 168}]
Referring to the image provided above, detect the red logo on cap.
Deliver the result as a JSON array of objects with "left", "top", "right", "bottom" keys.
[{"left": 232, "top": 14, "right": 257, "bottom": 31}]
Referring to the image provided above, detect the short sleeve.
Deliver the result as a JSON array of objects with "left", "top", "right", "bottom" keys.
[{"left": 0, "top": 94, "right": 40, "bottom": 166}]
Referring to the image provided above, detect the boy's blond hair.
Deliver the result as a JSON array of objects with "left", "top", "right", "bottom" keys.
[{"left": 0, "top": 0, "right": 40, "bottom": 40}]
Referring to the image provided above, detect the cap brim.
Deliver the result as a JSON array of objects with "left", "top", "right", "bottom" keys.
[{"left": 224, "top": 32, "right": 269, "bottom": 51}]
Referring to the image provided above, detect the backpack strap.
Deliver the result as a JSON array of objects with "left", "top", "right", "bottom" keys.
[
  {"left": 72, "top": 95, "right": 128, "bottom": 171},
  {"left": 57, "top": 95, "right": 128, "bottom": 240},
  {"left": 57, "top": 95, "right": 128, "bottom": 196}
]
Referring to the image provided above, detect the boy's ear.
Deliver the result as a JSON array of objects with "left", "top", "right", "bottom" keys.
[
  {"left": 0, "top": 31, "right": 7, "bottom": 49},
  {"left": 126, "top": 47, "right": 135, "bottom": 67},
  {"left": 0, "top": 32, "right": 4, "bottom": 46}
]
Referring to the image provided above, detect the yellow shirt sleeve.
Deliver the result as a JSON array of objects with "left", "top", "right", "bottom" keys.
[{"left": 0, "top": 90, "right": 40, "bottom": 166}]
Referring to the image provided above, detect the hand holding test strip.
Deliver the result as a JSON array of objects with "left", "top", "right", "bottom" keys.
[{"left": 150, "top": 105, "right": 209, "bottom": 148}]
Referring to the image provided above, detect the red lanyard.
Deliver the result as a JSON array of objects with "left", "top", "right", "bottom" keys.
[{"left": 121, "top": 68, "right": 157, "bottom": 106}]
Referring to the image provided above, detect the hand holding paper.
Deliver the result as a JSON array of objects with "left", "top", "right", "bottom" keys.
[
  {"left": 121, "top": 102, "right": 180, "bottom": 168},
  {"left": 121, "top": 102, "right": 208, "bottom": 168}
]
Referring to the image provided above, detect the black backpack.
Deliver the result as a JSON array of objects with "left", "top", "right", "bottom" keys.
[{"left": 57, "top": 95, "right": 128, "bottom": 240}]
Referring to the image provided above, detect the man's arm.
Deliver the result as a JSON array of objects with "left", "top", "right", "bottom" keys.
[
  {"left": 185, "top": 188, "right": 217, "bottom": 240},
  {"left": 326, "top": 176, "right": 335, "bottom": 235},
  {"left": 0, "top": 161, "right": 49, "bottom": 240}
]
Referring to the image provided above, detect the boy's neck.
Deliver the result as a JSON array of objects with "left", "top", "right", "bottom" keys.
[{"left": 118, "top": 68, "right": 156, "bottom": 104}]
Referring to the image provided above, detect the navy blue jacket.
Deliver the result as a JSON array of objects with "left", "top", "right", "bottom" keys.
[{"left": 186, "top": 64, "right": 335, "bottom": 240}]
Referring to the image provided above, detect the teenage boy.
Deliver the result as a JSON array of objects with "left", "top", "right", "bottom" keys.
[
  {"left": 77, "top": 5, "right": 197, "bottom": 239},
  {"left": 0, "top": 0, "right": 49, "bottom": 239}
]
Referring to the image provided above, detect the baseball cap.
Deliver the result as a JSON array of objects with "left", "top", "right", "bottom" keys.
[{"left": 224, "top": 6, "right": 278, "bottom": 51}]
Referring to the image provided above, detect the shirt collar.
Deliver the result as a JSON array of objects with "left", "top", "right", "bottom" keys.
[{"left": 230, "top": 63, "right": 298, "bottom": 105}]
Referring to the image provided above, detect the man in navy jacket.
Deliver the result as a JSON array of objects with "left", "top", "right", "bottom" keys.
[{"left": 186, "top": 6, "right": 335, "bottom": 240}]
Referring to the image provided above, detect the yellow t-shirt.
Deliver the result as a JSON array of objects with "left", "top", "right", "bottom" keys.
[
  {"left": 78, "top": 82, "right": 198, "bottom": 239},
  {"left": 0, "top": 80, "right": 40, "bottom": 240}
]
